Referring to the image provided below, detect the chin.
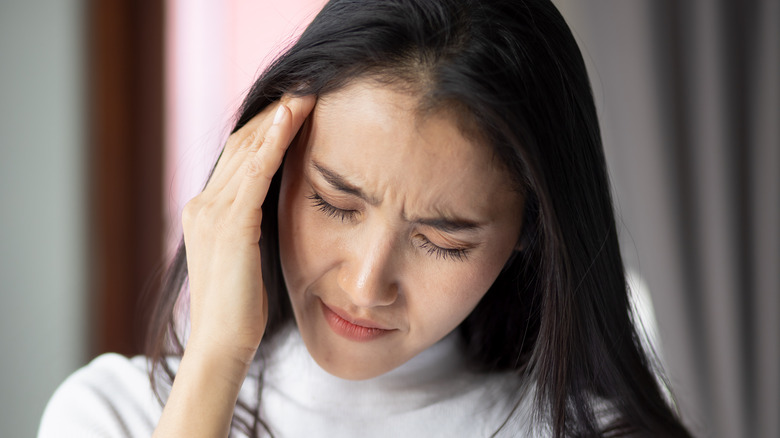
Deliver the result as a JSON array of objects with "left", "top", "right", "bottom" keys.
[
  {"left": 311, "top": 353, "right": 393, "bottom": 381},
  {"left": 297, "top": 320, "right": 411, "bottom": 381}
]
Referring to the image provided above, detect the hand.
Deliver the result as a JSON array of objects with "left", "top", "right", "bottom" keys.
[{"left": 181, "top": 95, "right": 316, "bottom": 364}]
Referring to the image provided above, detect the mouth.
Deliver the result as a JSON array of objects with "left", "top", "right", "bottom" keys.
[{"left": 320, "top": 300, "right": 395, "bottom": 342}]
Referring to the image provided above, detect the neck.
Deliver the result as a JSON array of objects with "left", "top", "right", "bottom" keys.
[{"left": 257, "top": 324, "right": 468, "bottom": 415}]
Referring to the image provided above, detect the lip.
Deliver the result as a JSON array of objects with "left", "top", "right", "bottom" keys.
[{"left": 320, "top": 300, "right": 394, "bottom": 342}]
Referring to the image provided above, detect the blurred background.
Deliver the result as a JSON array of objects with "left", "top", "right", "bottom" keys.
[{"left": 0, "top": 0, "right": 776, "bottom": 437}]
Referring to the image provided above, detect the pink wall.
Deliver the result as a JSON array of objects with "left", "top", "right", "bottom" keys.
[{"left": 165, "top": 0, "right": 327, "bottom": 254}]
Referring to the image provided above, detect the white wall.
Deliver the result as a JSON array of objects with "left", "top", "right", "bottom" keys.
[{"left": 0, "top": 0, "right": 87, "bottom": 436}]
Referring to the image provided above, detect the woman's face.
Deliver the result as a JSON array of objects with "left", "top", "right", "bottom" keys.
[{"left": 278, "top": 80, "right": 524, "bottom": 380}]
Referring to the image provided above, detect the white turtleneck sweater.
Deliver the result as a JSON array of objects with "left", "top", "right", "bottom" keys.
[{"left": 38, "top": 327, "right": 538, "bottom": 437}]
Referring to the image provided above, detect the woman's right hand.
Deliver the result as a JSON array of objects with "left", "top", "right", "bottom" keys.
[
  {"left": 182, "top": 95, "right": 315, "bottom": 364},
  {"left": 154, "top": 95, "right": 315, "bottom": 438}
]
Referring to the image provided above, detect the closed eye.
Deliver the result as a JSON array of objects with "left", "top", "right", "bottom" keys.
[
  {"left": 307, "top": 192, "right": 358, "bottom": 222},
  {"left": 308, "top": 190, "right": 472, "bottom": 262},
  {"left": 417, "top": 236, "right": 471, "bottom": 262}
]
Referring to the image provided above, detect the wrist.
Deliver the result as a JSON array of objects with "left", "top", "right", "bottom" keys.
[
  {"left": 183, "top": 334, "right": 257, "bottom": 385},
  {"left": 155, "top": 335, "right": 254, "bottom": 437}
]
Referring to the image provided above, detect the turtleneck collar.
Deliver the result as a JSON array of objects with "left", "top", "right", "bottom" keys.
[{"left": 256, "top": 324, "right": 474, "bottom": 417}]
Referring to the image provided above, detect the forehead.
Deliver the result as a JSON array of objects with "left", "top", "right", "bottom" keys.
[{"left": 304, "top": 80, "right": 520, "bottom": 219}]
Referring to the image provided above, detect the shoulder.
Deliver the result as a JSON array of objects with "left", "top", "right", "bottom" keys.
[
  {"left": 38, "top": 353, "right": 174, "bottom": 438},
  {"left": 471, "top": 372, "right": 544, "bottom": 437}
]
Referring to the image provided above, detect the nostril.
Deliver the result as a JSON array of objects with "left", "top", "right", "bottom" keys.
[
  {"left": 337, "top": 228, "right": 401, "bottom": 307},
  {"left": 338, "top": 261, "right": 399, "bottom": 308}
]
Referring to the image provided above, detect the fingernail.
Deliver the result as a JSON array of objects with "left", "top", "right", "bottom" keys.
[{"left": 273, "top": 105, "right": 285, "bottom": 125}]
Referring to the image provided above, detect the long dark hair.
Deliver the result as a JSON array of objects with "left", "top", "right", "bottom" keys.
[{"left": 146, "top": 0, "right": 691, "bottom": 436}]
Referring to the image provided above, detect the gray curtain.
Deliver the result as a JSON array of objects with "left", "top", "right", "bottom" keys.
[{"left": 553, "top": 1, "right": 779, "bottom": 437}]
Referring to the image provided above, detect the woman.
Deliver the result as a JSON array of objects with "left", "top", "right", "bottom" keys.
[{"left": 40, "top": 0, "right": 692, "bottom": 436}]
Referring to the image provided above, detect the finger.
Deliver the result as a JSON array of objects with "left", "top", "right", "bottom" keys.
[
  {"left": 228, "top": 94, "right": 314, "bottom": 158},
  {"left": 208, "top": 94, "right": 314, "bottom": 194},
  {"left": 219, "top": 94, "right": 315, "bottom": 201},
  {"left": 206, "top": 101, "right": 282, "bottom": 192},
  {"left": 283, "top": 94, "right": 316, "bottom": 132},
  {"left": 230, "top": 97, "right": 311, "bottom": 234},
  {"left": 228, "top": 104, "right": 291, "bottom": 236}
]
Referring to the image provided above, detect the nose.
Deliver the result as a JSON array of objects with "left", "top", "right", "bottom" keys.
[{"left": 337, "top": 228, "right": 399, "bottom": 308}]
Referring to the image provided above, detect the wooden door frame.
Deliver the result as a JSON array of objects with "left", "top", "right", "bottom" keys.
[{"left": 88, "top": 0, "right": 165, "bottom": 357}]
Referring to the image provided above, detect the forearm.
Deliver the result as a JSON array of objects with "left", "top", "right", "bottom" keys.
[
  {"left": 153, "top": 96, "right": 313, "bottom": 436},
  {"left": 153, "top": 341, "right": 253, "bottom": 437}
]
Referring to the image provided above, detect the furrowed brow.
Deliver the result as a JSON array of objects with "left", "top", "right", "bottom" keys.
[
  {"left": 311, "top": 160, "right": 483, "bottom": 232},
  {"left": 311, "top": 161, "right": 380, "bottom": 205},
  {"left": 414, "top": 217, "right": 482, "bottom": 233}
]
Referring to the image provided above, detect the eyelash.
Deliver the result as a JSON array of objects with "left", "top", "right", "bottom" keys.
[
  {"left": 307, "top": 192, "right": 471, "bottom": 262},
  {"left": 418, "top": 238, "right": 470, "bottom": 262},
  {"left": 307, "top": 193, "right": 358, "bottom": 222}
]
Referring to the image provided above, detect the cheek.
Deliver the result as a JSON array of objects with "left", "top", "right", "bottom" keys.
[
  {"left": 278, "top": 184, "right": 339, "bottom": 293},
  {"left": 404, "top": 258, "right": 503, "bottom": 339},
  {"left": 407, "top": 222, "right": 519, "bottom": 335}
]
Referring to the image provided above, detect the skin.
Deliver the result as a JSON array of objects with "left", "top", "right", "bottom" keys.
[
  {"left": 154, "top": 96, "right": 315, "bottom": 437},
  {"left": 278, "top": 80, "right": 524, "bottom": 380},
  {"left": 154, "top": 79, "right": 523, "bottom": 436}
]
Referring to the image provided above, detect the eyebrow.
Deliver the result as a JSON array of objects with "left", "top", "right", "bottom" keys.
[
  {"left": 413, "top": 217, "right": 482, "bottom": 232},
  {"left": 311, "top": 161, "right": 381, "bottom": 205},
  {"left": 310, "top": 160, "right": 483, "bottom": 232}
]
